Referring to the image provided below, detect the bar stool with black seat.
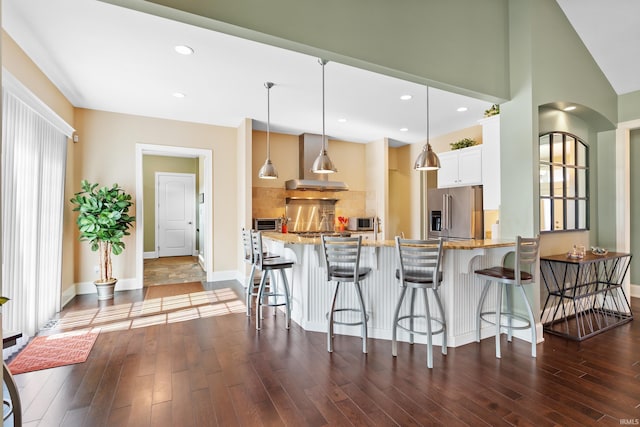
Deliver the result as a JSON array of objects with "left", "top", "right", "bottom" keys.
[
  {"left": 392, "top": 237, "right": 447, "bottom": 369},
  {"left": 474, "top": 235, "right": 540, "bottom": 358},
  {"left": 251, "top": 230, "right": 294, "bottom": 331},
  {"left": 241, "top": 228, "right": 265, "bottom": 317},
  {"left": 321, "top": 235, "right": 371, "bottom": 353}
]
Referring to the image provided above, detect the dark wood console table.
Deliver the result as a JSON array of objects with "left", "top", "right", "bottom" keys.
[{"left": 540, "top": 252, "right": 633, "bottom": 341}]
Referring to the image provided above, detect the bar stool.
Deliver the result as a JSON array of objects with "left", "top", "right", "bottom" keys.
[
  {"left": 241, "top": 228, "right": 264, "bottom": 317},
  {"left": 251, "top": 230, "right": 294, "bottom": 331},
  {"left": 321, "top": 235, "right": 371, "bottom": 353},
  {"left": 392, "top": 237, "right": 447, "bottom": 369},
  {"left": 474, "top": 235, "right": 540, "bottom": 358}
]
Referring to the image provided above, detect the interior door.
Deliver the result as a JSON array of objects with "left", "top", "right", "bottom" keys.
[{"left": 157, "top": 173, "right": 196, "bottom": 257}]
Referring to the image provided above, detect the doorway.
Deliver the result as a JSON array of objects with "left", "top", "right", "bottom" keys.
[{"left": 136, "top": 144, "right": 213, "bottom": 289}]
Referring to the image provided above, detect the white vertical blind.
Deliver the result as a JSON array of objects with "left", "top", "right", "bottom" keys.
[{"left": 2, "top": 85, "right": 68, "bottom": 356}]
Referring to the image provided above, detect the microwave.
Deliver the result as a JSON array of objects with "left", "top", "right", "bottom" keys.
[
  {"left": 347, "top": 217, "right": 375, "bottom": 231},
  {"left": 253, "top": 218, "right": 281, "bottom": 232}
]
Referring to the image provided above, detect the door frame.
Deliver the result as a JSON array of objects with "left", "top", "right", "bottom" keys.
[
  {"left": 155, "top": 172, "right": 197, "bottom": 258},
  {"left": 616, "top": 118, "right": 640, "bottom": 298},
  {"left": 136, "top": 143, "right": 213, "bottom": 287}
]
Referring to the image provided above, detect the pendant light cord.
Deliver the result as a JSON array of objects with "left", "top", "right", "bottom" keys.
[
  {"left": 265, "top": 81, "right": 274, "bottom": 160},
  {"left": 320, "top": 59, "right": 328, "bottom": 151},
  {"left": 426, "top": 85, "right": 430, "bottom": 145}
]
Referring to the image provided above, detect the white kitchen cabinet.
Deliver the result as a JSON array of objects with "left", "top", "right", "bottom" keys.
[
  {"left": 479, "top": 115, "right": 501, "bottom": 210},
  {"left": 437, "top": 145, "right": 482, "bottom": 188}
]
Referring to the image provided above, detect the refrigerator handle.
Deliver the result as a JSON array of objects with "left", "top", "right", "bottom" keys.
[
  {"left": 442, "top": 194, "right": 451, "bottom": 231},
  {"left": 447, "top": 194, "right": 452, "bottom": 231}
]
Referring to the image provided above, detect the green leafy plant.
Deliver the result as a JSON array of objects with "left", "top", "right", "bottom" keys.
[
  {"left": 484, "top": 104, "right": 500, "bottom": 117},
  {"left": 450, "top": 137, "right": 477, "bottom": 150},
  {"left": 70, "top": 180, "right": 136, "bottom": 283}
]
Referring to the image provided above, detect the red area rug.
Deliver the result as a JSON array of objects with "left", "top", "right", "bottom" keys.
[{"left": 7, "top": 330, "right": 99, "bottom": 375}]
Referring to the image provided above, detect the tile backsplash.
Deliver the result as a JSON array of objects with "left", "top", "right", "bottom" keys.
[{"left": 252, "top": 187, "right": 368, "bottom": 224}]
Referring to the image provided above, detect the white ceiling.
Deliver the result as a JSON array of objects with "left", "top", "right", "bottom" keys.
[
  {"left": 556, "top": 0, "right": 640, "bottom": 95},
  {"left": 3, "top": 0, "right": 639, "bottom": 147}
]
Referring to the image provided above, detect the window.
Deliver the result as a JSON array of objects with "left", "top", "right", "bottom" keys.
[
  {"left": 539, "top": 132, "right": 589, "bottom": 232},
  {"left": 2, "top": 71, "right": 73, "bottom": 357}
]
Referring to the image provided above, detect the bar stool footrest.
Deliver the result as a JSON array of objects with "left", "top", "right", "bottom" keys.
[
  {"left": 326, "top": 308, "right": 369, "bottom": 326},
  {"left": 261, "top": 291, "right": 289, "bottom": 307},
  {"left": 396, "top": 314, "right": 445, "bottom": 336},
  {"left": 479, "top": 311, "right": 532, "bottom": 330}
]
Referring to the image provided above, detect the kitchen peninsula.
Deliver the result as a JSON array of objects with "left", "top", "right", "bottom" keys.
[{"left": 261, "top": 232, "right": 539, "bottom": 348}]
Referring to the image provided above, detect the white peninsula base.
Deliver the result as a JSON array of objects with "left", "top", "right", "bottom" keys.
[{"left": 260, "top": 234, "right": 544, "bottom": 349}]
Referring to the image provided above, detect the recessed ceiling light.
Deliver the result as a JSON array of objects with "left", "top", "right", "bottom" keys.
[
  {"left": 174, "top": 45, "right": 194, "bottom": 55},
  {"left": 400, "top": 127, "right": 409, "bottom": 132},
  {"left": 400, "top": 95, "right": 412, "bottom": 101},
  {"left": 172, "top": 92, "right": 186, "bottom": 98},
  {"left": 563, "top": 105, "right": 576, "bottom": 111},
  {"left": 457, "top": 107, "right": 468, "bottom": 112},
  {"left": 337, "top": 118, "right": 347, "bottom": 123}
]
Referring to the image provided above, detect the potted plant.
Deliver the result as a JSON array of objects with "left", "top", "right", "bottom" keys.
[
  {"left": 450, "top": 137, "right": 477, "bottom": 150},
  {"left": 484, "top": 104, "right": 500, "bottom": 118},
  {"left": 70, "top": 180, "right": 136, "bottom": 300}
]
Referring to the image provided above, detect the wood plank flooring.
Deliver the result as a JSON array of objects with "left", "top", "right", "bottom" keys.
[{"left": 11, "top": 283, "right": 640, "bottom": 426}]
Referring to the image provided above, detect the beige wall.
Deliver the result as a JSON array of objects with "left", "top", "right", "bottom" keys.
[
  {"left": 73, "top": 109, "right": 238, "bottom": 284},
  {"left": 252, "top": 131, "right": 368, "bottom": 191},
  {"left": 389, "top": 145, "right": 412, "bottom": 238},
  {"left": 2, "top": 31, "right": 77, "bottom": 297},
  {"left": 251, "top": 131, "right": 370, "bottom": 226},
  {"left": 365, "top": 138, "right": 388, "bottom": 237},
  {"left": 142, "top": 155, "right": 199, "bottom": 252},
  {"left": 429, "top": 125, "right": 484, "bottom": 159},
  {"left": 1, "top": 31, "right": 74, "bottom": 125},
  {"left": 252, "top": 131, "right": 299, "bottom": 188}
]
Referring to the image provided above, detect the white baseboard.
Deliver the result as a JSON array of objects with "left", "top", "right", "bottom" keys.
[
  {"left": 61, "top": 285, "right": 77, "bottom": 308},
  {"left": 208, "top": 270, "right": 240, "bottom": 282},
  {"left": 631, "top": 283, "right": 640, "bottom": 298},
  {"left": 144, "top": 251, "right": 158, "bottom": 259},
  {"left": 75, "top": 277, "right": 141, "bottom": 295}
]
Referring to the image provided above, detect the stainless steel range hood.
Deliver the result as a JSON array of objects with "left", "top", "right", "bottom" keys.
[{"left": 285, "top": 133, "right": 348, "bottom": 191}]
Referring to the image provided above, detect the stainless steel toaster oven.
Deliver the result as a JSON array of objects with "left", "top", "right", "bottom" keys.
[{"left": 253, "top": 218, "right": 282, "bottom": 232}]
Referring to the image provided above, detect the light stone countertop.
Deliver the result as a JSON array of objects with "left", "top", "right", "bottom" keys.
[{"left": 262, "top": 232, "right": 515, "bottom": 250}]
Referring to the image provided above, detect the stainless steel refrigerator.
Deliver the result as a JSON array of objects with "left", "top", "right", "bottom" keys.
[{"left": 427, "top": 185, "right": 484, "bottom": 240}]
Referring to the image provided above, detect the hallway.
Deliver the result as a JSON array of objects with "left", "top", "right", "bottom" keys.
[{"left": 143, "top": 256, "right": 205, "bottom": 287}]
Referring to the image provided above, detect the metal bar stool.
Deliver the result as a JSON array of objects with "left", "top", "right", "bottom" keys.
[
  {"left": 251, "top": 230, "right": 294, "bottom": 331},
  {"left": 392, "top": 237, "right": 447, "bottom": 369},
  {"left": 474, "top": 235, "right": 540, "bottom": 358},
  {"left": 321, "top": 235, "right": 371, "bottom": 353},
  {"left": 241, "top": 228, "right": 262, "bottom": 317}
]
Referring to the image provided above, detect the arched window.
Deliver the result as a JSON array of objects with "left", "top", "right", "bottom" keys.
[{"left": 539, "top": 131, "right": 589, "bottom": 232}]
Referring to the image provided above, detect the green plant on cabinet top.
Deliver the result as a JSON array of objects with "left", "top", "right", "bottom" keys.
[
  {"left": 450, "top": 137, "right": 477, "bottom": 150},
  {"left": 484, "top": 104, "right": 500, "bottom": 117}
]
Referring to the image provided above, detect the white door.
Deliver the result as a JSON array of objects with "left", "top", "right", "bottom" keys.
[{"left": 157, "top": 173, "right": 196, "bottom": 257}]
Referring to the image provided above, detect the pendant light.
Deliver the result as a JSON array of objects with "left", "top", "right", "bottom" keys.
[
  {"left": 311, "top": 59, "right": 337, "bottom": 174},
  {"left": 258, "top": 82, "right": 278, "bottom": 179},
  {"left": 414, "top": 85, "right": 441, "bottom": 171}
]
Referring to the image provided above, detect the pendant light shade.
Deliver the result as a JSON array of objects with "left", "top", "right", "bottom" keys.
[
  {"left": 258, "top": 82, "right": 278, "bottom": 179},
  {"left": 311, "top": 59, "right": 337, "bottom": 174},
  {"left": 414, "top": 86, "right": 441, "bottom": 171}
]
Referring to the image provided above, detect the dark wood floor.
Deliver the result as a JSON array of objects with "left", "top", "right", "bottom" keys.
[{"left": 12, "top": 283, "right": 640, "bottom": 426}]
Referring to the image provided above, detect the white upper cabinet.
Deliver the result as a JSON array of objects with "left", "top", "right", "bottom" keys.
[
  {"left": 437, "top": 145, "right": 482, "bottom": 188},
  {"left": 479, "top": 115, "right": 500, "bottom": 210}
]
